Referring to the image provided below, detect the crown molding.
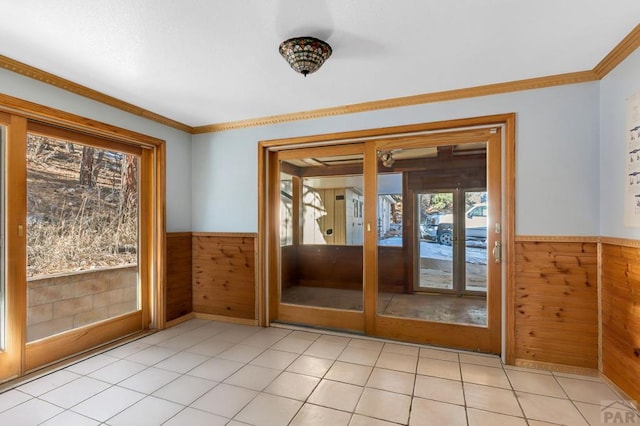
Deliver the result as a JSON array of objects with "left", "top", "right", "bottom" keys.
[
  {"left": 192, "top": 71, "right": 598, "bottom": 133},
  {"left": 0, "top": 55, "right": 193, "bottom": 134},
  {"left": 1, "top": 23, "right": 639, "bottom": 135},
  {"left": 593, "top": 23, "right": 640, "bottom": 78}
]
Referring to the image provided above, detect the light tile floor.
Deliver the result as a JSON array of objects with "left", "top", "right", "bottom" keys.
[{"left": 0, "top": 319, "right": 638, "bottom": 425}]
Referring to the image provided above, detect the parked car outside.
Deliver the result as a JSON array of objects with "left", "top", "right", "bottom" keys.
[
  {"left": 436, "top": 203, "right": 487, "bottom": 246},
  {"left": 420, "top": 213, "right": 442, "bottom": 241}
]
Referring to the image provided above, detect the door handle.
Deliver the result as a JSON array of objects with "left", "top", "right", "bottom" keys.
[{"left": 492, "top": 241, "right": 501, "bottom": 263}]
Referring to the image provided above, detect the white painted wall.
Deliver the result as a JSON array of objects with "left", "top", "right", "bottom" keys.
[
  {"left": 599, "top": 47, "right": 640, "bottom": 239},
  {"left": 192, "top": 82, "right": 600, "bottom": 235},
  {"left": 0, "top": 69, "right": 192, "bottom": 232}
]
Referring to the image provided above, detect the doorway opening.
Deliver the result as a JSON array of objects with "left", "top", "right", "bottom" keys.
[{"left": 259, "top": 115, "right": 515, "bottom": 356}]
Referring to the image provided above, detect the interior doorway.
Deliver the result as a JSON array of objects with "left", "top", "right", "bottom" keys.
[{"left": 259, "top": 116, "right": 514, "bottom": 355}]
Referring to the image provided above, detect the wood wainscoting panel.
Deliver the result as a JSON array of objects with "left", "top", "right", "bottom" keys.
[
  {"left": 193, "top": 233, "right": 257, "bottom": 320},
  {"left": 514, "top": 240, "right": 598, "bottom": 368},
  {"left": 601, "top": 243, "right": 640, "bottom": 403},
  {"left": 166, "top": 232, "right": 193, "bottom": 322},
  {"left": 281, "top": 244, "right": 405, "bottom": 294}
]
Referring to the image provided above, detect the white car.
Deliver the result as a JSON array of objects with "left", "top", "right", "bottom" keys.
[{"left": 436, "top": 203, "right": 487, "bottom": 245}]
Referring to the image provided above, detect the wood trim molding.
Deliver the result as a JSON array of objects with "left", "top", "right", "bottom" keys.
[
  {"left": 260, "top": 114, "right": 515, "bottom": 149},
  {"left": 0, "top": 55, "right": 192, "bottom": 134},
  {"left": 600, "top": 374, "right": 639, "bottom": 406},
  {"left": 167, "top": 231, "right": 193, "bottom": 238},
  {"left": 597, "top": 236, "right": 603, "bottom": 373},
  {"left": 154, "top": 143, "right": 167, "bottom": 330},
  {"left": 193, "top": 312, "right": 258, "bottom": 326},
  {"left": 1, "top": 26, "right": 637, "bottom": 134},
  {"left": 514, "top": 359, "right": 599, "bottom": 376},
  {"left": 165, "top": 313, "right": 196, "bottom": 328},
  {"left": 593, "top": 23, "right": 640, "bottom": 78},
  {"left": 2, "top": 115, "right": 28, "bottom": 379},
  {"left": 193, "top": 71, "right": 598, "bottom": 133},
  {"left": 504, "top": 113, "right": 517, "bottom": 365},
  {"left": 0, "top": 93, "right": 165, "bottom": 148},
  {"left": 516, "top": 235, "right": 640, "bottom": 246},
  {"left": 192, "top": 232, "right": 258, "bottom": 238},
  {"left": 25, "top": 312, "right": 142, "bottom": 371},
  {"left": 515, "top": 235, "right": 600, "bottom": 243},
  {"left": 600, "top": 236, "right": 640, "bottom": 248}
]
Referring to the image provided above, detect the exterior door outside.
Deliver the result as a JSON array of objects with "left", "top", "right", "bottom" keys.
[{"left": 415, "top": 189, "right": 488, "bottom": 297}]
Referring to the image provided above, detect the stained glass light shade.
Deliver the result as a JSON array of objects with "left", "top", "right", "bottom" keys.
[{"left": 279, "top": 37, "right": 332, "bottom": 77}]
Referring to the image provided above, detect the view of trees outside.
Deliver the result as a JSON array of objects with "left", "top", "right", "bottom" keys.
[
  {"left": 419, "top": 192, "right": 485, "bottom": 222},
  {"left": 26, "top": 135, "right": 139, "bottom": 278}
]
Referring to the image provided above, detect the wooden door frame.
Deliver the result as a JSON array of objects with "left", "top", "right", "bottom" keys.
[
  {"left": 258, "top": 113, "right": 516, "bottom": 361},
  {"left": 0, "top": 93, "right": 166, "bottom": 379},
  {"left": 364, "top": 127, "right": 501, "bottom": 352},
  {"left": 0, "top": 113, "right": 27, "bottom": 381},
  {"left": 269, "top": 143, "right": 367, "bottom": 332}
]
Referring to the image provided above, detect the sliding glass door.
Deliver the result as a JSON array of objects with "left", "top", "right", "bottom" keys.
[
  {"left": 0, "top": 117, "right": 12, "bottom": 379},
  {"left": 274, "top": 144, "right": 365, "bottom": 331},
  {"left": 0, "top": 114, "right": 24, "bottom": 381},
  {"left": 370, "top": 130, "right": 502, "bottom": 350},
  {"left": 414, "top": 189, "right": 488, "bottom": 298},
  {"left": 22, "top": 123, "right": 150, "bottom": 370},
  {"left": 0, "top": 106, "right": 164, "bottom": 383},
  {"left": 26, "top": 131, "right": 141, "bottom": 343},
  {"left": 267, "top": 126, "right": 503, "bottom": 353}
]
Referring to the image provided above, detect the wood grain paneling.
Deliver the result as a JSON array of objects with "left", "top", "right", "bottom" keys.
[
  {"left": 166, "top": 232, "right": 193, "bottom": 321},
  {"left": 601, "top": 243, "right": 640, "bottom": 403},
  {"left": 193, "top": 234, "right": 256, "bottom": 320},
  {"left": 282, "top": 245, "right": 405, "bottom": 294},
  {"left": 293, "top": 245, "right": 363, "bottom": 290},
  {"left": 514, "top": 241, "right": 598, "bottom": 368}
]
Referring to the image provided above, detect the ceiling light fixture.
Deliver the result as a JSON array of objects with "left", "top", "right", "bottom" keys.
[{"left": 279, "top": 36, "right": 332, "bottom": 77}]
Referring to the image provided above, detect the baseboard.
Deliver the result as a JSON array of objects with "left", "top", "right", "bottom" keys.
[
  {"left": 515, "top": 358, "right": 599, "bottom": 376},
  {"left": 193, "top": 312, "right": 258, "bottom": 326},
  {"left": 601, "top": 373, "right": 640, "bottom": 406},
  {"left": 164, "top": 312, "right": 195, "bottom": 328}
]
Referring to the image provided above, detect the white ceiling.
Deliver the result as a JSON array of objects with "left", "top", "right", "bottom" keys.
[{"left": 1, "top": 1, "right": 639, "bottom": 128}]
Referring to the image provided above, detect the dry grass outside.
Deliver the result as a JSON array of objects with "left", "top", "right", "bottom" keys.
[{"left": 27, "top": 135, "right": 138, "bottom": 278}]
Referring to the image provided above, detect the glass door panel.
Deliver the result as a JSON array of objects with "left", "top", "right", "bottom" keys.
[
  {"left": 464, "top": 191, "right": 488, "bottom": 293},
  {"left": 0, "top": 124, "right": 5, "bottom": 353},
  {"left": 376, "top": 144, "right": 488, "bottom": 327},
  {"left": 0, "top": 117, "right": 23, "bottom": 382},
  {"left": 279, "top": 152, "right": 364, "bottom": 313},
  {"left": 26, "top": 133, "right": 140, "bottom": 342},
  {"left": 417, "top": 192, "right": 454, "bottom": 292}
]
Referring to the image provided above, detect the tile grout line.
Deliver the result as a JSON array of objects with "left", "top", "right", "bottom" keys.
[
  {"left": 1, "top": 320, "right": 632, "bottom": 425},
  {"left": 500, "top": 360, "right": 531, "bottom": 425}
]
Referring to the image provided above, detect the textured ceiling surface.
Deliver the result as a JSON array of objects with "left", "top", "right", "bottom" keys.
[{"left": 1, "top": 1, "right": 639, "bottom": 127}]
